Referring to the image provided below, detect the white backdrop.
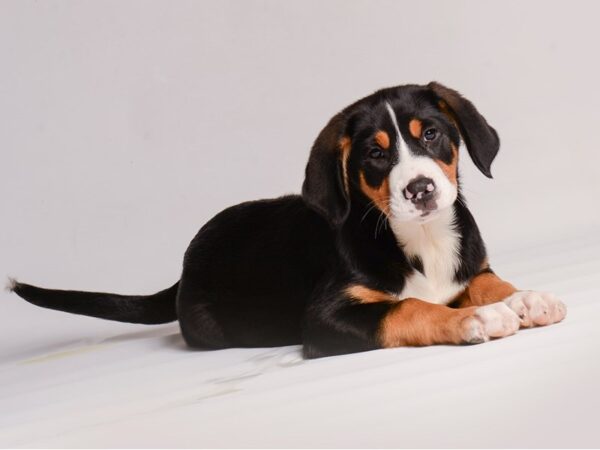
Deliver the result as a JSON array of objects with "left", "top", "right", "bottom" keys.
[
  {"left": 1, "top": 1, "right": 600, "bottom": 446},
  {"left": 2, "top": 0, "right": 600, "bottom": 360},
  {"left": 2, "top": 0, "right": 600, "bottom": 290}
]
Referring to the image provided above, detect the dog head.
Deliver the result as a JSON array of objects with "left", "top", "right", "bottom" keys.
[{"left": 302, "top": 82, "right": 499, "bottom": 227}]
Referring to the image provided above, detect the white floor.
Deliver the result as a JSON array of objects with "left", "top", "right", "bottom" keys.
[{"left": 1, "top": 235, "right": 599, "bottom": 448}]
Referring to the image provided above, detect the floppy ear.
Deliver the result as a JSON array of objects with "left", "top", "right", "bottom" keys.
[
  {"left": 302, "top": 112, "right": 351, "bottom": 228},
  {"left": 428, "top": 81, "right": 500, "bottom": 178}
]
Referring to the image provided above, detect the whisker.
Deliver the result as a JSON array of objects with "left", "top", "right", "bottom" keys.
[
  {"left": 360, "top": 201, "right": 380, "bottom": 223},
  {"left": 374, "top": 198, "right": 391, "bottom": 239},
  {"left": 358, "top": 197, "right": 393, "bottom": 239}
]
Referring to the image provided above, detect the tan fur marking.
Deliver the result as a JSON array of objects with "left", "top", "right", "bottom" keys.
[
  {"left": 346, "top": 285, "right": 390, "bottom": 304},
  {"left": 339, "top": 137, "right": 351, "bottom": 194},
  {"left": 455, "top": 272, "right": 517, "bottom": 308},
  {"left": 408, "top": 119, "right": 422, "bottom": 139},
  {"left": 359, "top": 171, "right": 390, "bottom": 214},
  {"left": 380, "top": 299, "right": 476, "bottom": 346},
  {"left": 374, "top": 130, "right": 390, "bottom": 149},
  {"left": 435, "top": 145, "right": 458, "bottom": 185}
]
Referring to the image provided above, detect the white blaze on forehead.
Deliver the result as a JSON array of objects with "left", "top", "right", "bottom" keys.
[
  {"left": 384, "top": 101, "right": 458, "bottom": 223},
  {"left": 385, "top": 102, "right": 409, "bottom": 157}
]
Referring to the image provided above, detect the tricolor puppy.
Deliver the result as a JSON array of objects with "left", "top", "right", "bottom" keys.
[{"left": 8, "top": 82, "right": 567, "bottom": 358}]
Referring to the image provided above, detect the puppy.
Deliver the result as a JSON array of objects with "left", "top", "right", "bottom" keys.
[{"left": 8, "top": 82, "right": 566, "bottom": 358}]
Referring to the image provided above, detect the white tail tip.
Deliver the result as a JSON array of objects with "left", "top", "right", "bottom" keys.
[{"left": 5, "top": 277, "right": 18, "bottom": 292}]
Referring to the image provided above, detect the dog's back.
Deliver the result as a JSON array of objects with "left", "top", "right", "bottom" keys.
[{"left": 9, "top": 195, "right": 335, "bottom": 347}]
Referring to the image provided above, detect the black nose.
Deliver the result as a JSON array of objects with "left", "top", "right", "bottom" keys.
[{"left": 403, "top": 177, "right": 436, "bottom": 202}]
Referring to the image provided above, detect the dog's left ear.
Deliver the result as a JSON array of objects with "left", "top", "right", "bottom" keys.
[
  {"left": 302, "top": 112, "right": 351, "bottom": 228},
  {"left": 428, "top": 82, "right": 500, "bottom": 178}
]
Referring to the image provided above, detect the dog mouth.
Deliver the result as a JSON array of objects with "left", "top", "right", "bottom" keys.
[
  {"left": 414, "top": 197, "right": 438, "bottom": 213},
  {"left": 389, "top": 195, "right": 445, "bottom": 223}
]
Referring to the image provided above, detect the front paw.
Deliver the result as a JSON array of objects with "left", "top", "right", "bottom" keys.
[
  {"left": 461, "top": 302, "right": 521, "bottom": 344},
  {"left": 503, "top": 291, "right": 567, "bottom": 327}
]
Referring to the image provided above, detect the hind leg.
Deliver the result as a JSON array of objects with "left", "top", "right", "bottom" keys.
[{"left": 176, "top": 278, "right": 228, "bottom": 350}]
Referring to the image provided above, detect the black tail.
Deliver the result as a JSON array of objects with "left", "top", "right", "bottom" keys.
[{"left": 7, "top": 278, "right": 179, "bottom": 325}]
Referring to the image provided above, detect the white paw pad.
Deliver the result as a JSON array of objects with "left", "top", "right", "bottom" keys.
[
  {"left": 503, "top": 291, "right": 567, "bottom": 327},
  {"left": 462, "top": 302, "right": 520, "bottom": 343}
]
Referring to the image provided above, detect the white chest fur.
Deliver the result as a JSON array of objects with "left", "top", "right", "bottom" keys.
[{"left": 389, "top": 207, "right": 466, "bottom": 304}]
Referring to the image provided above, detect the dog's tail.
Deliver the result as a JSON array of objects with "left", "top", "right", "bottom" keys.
[{"left": 6, "top": 278, "right": 178, "bottom": 324}]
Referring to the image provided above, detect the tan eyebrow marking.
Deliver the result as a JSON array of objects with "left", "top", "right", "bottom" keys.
[
  {"left": 374, "top": 130, "right": 390, "bottom": 150},
  {"left": 409, "top": 119, "right": 422, "bottom": 138}
]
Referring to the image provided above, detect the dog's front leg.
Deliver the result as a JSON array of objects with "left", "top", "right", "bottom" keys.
[
  {"left": 303, "top": 285, "right": 521, "bottom": 358},
  {"left": 453, "top": 269, "right": 567, "bottom": 328},
  {"left": 378, "top": 297, "right": 520, "bottom": 348}
]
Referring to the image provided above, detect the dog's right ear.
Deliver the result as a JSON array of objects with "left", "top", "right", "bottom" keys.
[{"left": 302, "top": 113, "right": 351, "bottom": 228}]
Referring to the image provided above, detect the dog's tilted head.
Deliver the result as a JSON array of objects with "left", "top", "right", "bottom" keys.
[{"left": 302, "top": 82, "right": 500, "bottom": 227}]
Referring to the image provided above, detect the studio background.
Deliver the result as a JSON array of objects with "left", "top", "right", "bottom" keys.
[{"left": 1, "top": 1, "right": 599, "bottom": 447}]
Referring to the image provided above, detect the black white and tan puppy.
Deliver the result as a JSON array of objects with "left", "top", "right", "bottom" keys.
[{"left": 8, "top": 82, "right": 567, "bottom": 358}]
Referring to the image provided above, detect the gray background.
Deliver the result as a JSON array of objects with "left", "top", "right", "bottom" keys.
[{"left": 1, "top": 0, "right": 599, "bottom": 367}]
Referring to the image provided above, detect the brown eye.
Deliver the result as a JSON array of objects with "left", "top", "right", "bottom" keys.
[
  {"left": 423, "top": 128, "right": 438, "bottom": 142},
  {"left": 368, "top": 148, "right": 385, "bottom": 159}
]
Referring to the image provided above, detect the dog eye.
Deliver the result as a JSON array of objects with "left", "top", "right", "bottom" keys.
[
  {"left": 368, "top": 148, "right": 385, "bottom": 159},
  {"left": 423, "top": 128, "right": 438, "bottom": 142}
]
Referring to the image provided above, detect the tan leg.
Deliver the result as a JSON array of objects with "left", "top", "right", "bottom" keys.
[
  {"left": 305, "top": 283, "right": 525, "bottom": 357},
  {"left": 452, "top": 271, "right": 517, "bottom": 308},
  {"left": 379, "top": 298, "right": 519, "bottom": 346},
  {"left": 452, "top": 270, "right": 567, "bottom": 328}
]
